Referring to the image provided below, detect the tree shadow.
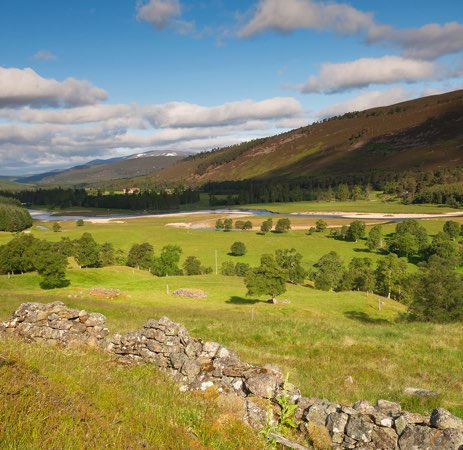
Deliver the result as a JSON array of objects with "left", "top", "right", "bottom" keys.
[
  {"left": 353, "top": 248, "right": 371, "bottom": 253},
  {"left": 344, "top": 310, "right": 390, "bottom": 324},
  {"left": 226, "top": 296, "right": 264, "bottom": 305}
]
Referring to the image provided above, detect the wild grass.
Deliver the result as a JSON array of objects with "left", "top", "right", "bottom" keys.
[
  {"left": 1, "top": 268, "right": 462, "bottom": 419},
  {"left": 1, "top": 200, "right": 462, "bottom": 447},
  {"left": 0, "top": 338, "right": 264, "bottom": 449}
]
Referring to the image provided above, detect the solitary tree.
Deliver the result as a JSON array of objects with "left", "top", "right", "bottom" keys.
[
  {"left": 245, "top": 254, "right": 287, "bottom": 302},
  {"left": 346, "top": 220, "right": 365, "bottom": 242},
  {"left": 260, "top": 218, "right": 273, "bottom": 234},
  {"left": 230, "top": 241, "right": 247, "bottom": 256},
  {"left": 243, "top": 220, "right": 253, "bottom": 230},
  {"left": 274, "top": 218, "right": 291, "bottom": 233},
  {"left": 215, "top": 219, "right": 224, "bottom": 231},
  {"left": 315, "top": 219, "right": 327, "bottom": 232},
  {"left": 52, "top": 222, "right": 62, "bottom": 232},
  {"left": 76, "top": 219, "right": 85, "bottom": 227}
]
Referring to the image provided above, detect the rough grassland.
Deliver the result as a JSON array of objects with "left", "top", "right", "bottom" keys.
[
  {"left": 1, "top": 203, "right": 462, "bottom": 448},
  {"left": 0, "top": 338, "right": 264, "bottom": 449},
  {"left": 1, "top": 268, "right": 462, "bottom": 419}
]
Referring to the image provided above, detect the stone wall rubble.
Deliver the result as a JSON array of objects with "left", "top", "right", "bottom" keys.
[{"left": 2, "top": 301, "right": 463, "bottom": 450}]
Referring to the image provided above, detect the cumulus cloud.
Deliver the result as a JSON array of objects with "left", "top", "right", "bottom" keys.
[
  {"left": 318, "top": 87, "right": 414, "bottom": 118},
  {"left": 143, "top": 97, "right": 303, "bottom": 128},
  {"left": 0, "top": 67, "right": 107, "bottom": 108},
  {"left": 33, "top": 50, "right": 57, "bottom": 61},
  {"left": 239, "top": 0, "right": 374, "bottom": 37},
  {"left": 0, "top": 65, "right": 304, "bottom": 175},
  {"left": 293, "top": 56, "right": 439, "bottom": 93},
  {"left": 1, "top": 97, "right": 302, "bottom": 130},
  {"left": 137, "top": 0, "right": 181, "bottom": 29},
  {"left": 239, "top": 0, "right": 463, "bottom": 59},
  {"left": 368, "top": 22, "right": 463, "bottom": 60}
]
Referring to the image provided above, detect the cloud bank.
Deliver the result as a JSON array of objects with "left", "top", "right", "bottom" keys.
[
  {"left": 294, "top": 56, "right": 439, "bottom": 93},
  {"left": 0, "top": 67, "right": 303, "bottom": 175},
  {"left": 240, "top": 0, "right": 463, "bottom": 60},
  {"left": 0, "top": 67, "right": 107, "bottom": 108}
]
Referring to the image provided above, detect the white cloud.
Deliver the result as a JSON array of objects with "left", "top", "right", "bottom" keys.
[
  {"left": 2, "top": 97, "right": 302, "bottom": 130},
  {"left": 318, "top": 87, "right": 414, "bottom": 118},
  {"left": 239, "top": 0, "right": 373, "bottom": 38},
  {"left": 368, "top": 22, "right": 463, "bottom": 60},
  {"left": 294, "top": 56, "right": 439, "bottom": 93},
  {"left": 0, "top": 67, "right": 107, "bottom": 108},
  {"left": 136, "top": 0, "right": 181, "bottom": 30},
  {"left": 0, "top": 65, "right": 304, "bottom": 175},
  {"left": 33, "top": 50, "right": 57, "bottom": 61},
  {"left": 143, "top": 97, "right": 303, "bottom": 128},
  {"left": 239, "top": 0, "right": 463, "bottom": 60}
]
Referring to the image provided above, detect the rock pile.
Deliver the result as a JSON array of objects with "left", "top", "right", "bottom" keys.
[
  {"left": 2, "top": 301, "right": 463, "bottom": 449},
  {"left": 0, "top": 301, "right": 109, "bottom": 347},
  {"left": 88, "top": 287, "right": 121, "bottom": 299},
  {"left": 173, "top": 288, "right": 208, "bottom": 298}
]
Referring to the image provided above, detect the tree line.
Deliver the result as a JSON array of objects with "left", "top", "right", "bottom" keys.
[
  {"left": 0, "top": 232, "right": 212, "bottom": 289},
  {"left": 204, "top": 165, "right": 463, "bottom": 207},
  {"left": 0, "top": 187, "right": 200, "bottom": 211}
]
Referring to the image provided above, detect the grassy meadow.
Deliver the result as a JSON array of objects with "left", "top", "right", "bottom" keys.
[{"left": 1, "top": 201, "right": 463, "bottom": 448}]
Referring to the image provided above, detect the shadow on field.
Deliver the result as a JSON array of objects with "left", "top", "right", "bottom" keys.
[
  {"left": 226, "top": 296, "right": 264, "bottom": 305},
  {"left": 344, "top": 311, "right": 390, "bottom": 325},
  {"left": 353, "top": 248, "right": 370, "bottom": 253}
]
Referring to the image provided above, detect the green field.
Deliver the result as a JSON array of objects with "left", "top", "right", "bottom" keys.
[
  {"left": 1, "top": 203, "right": 462, "bottom": 448},
  {"left": 1, "top": 267, "right": 462, "bottom": 420},
  {"left": 242, "top": 198, "right": 458, "bottom": 214}
]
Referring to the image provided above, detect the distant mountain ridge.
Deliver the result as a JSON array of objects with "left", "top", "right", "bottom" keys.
[
  {"left": 131, "top": 90, "right": 463, "bottom": 186},
  {"left": 14, "top": 150, "right": 193, "bottom": 185}
]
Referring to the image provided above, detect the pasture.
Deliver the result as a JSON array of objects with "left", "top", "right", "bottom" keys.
[{"left": 1, "top": 202, "right": 462, "bottom": 433}]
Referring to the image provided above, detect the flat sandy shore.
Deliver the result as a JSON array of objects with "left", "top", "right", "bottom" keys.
[{"left": 76, "top": 209, "right": 463, "bottom": 225}]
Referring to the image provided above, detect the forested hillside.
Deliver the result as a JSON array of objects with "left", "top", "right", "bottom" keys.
[{"left": 136, "top": 90, "right": 463, "bottom": 188}]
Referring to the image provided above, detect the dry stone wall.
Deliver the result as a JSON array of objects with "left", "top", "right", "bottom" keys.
[
  {"left": 0, "top": 301, "right": 108, "bottom": 347},
  {"left": 2, "top": 301, "right": 463, "bottom": 450}
]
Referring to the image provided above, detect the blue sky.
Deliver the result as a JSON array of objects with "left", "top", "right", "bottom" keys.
[{"left": 1, "top": 0, "right": 462, "bottom": 175}]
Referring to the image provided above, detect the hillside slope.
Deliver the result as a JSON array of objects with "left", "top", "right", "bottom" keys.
[
  {"left": 16, "top": 151, "right": 192, "bottom": 186},
  {"left": 147, "top": 90, "right": 463, "bottom": 185}
]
